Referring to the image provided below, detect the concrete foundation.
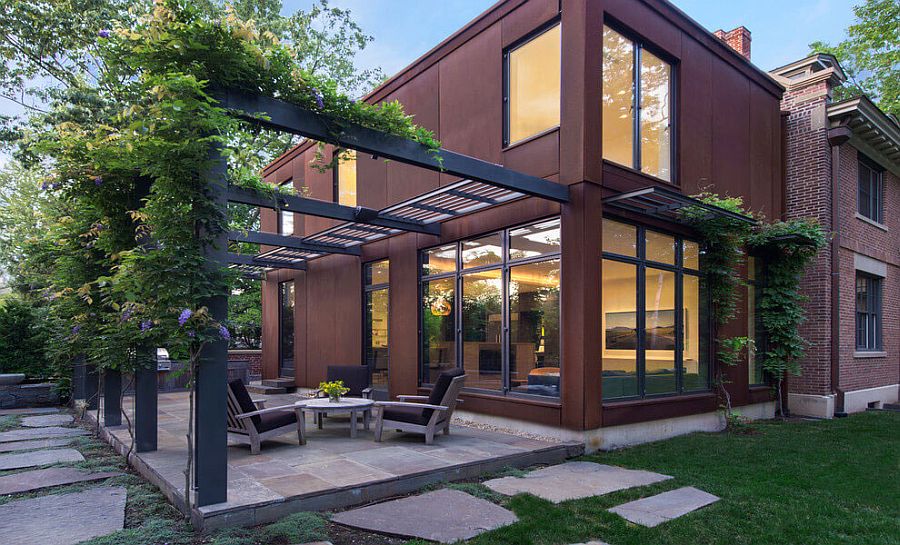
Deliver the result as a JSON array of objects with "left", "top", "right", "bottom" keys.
[
  {"left": 788, "top": 393, "right": 835, "bottom": 419},
  {"left": 843, "top": 384, "right": 899, "bottom": 414}
]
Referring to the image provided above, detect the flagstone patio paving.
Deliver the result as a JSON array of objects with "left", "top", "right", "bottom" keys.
[
  {"left": 0, "top": 425, "right": 88, "bottom": 443},
  {"left": 21, "top": 413, "right": 75, "bottom": 427},
  {"left": 0, "top": 437, "right": 73, "bottom": 453},
  {"left": 331, "top": 488, "right": 518, "bottom": 543},
  {"left": 608, "top": 486, "right": 720, "bottom": 527},
  {"left": 0, "top": 466, "right": 122, "bottom": 495},
  {"left": 483, "top": 461, "right": 672, "bottom": 503},
  {"left": 0, "top": 407, "right": 59, "bottom": 416},
  {"left": 98, "top": 391, "right": 582, "bottom": 530},
  {"left": 0, "top": 447, "right": 84, "bottom": 470},
  {"left": 0, "top": 486, "right": 127, "bottom": 545}
]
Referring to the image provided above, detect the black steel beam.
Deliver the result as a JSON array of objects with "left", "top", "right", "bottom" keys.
[
  {"left": 227, "top": 185, "right": 440, "bottom": 235},
  {"left": 215, "top": 90, "right": 569, "bottom": 203},
  {"left": 195, "top": 142, "right": 229, "bottom": 507},
  {"left": 228, "top": 230, "right": 361, "bottom": 256},
  {"left": 228, "top": 252, "right": 308, "bottom": 271},
  {"left": 134, "top": 364, "right": 157, "bottom": 452},
  {"left": 103, "top": 369, "right": 122, "bottom": 427}
]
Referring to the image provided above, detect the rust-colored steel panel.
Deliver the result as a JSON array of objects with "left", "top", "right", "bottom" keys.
[
  {"left": 709, "top": 57, "right": 751, "bottom": 197},
  {"left": 678, "top": 36, "right": 713, "bottom": 190},
  {"left": 388, "top": 234, "right": 420, "bottom": 398},
  {"left": 501, "top": 0, "right": 559, "bottom": 48},
  {"left": 602, "top": 393, "right": 717, "bottom": 427},
  {"left": 502, "top": 129, "right": 560, "bottom": 180}
]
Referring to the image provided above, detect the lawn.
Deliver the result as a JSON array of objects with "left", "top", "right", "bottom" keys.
[{"left": 456, "top": 410, "right": 900, "bottom": 545}]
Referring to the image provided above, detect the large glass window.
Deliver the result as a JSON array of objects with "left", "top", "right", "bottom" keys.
[
  {"left": 334, "top": 149, "right": 357, "bottom": 206},
  {"left": 856, "top": 272, "right": 883, "bottom": 351},
  {"left": 278, "top": 180, "right": 294, "bottom": 235},
  {"left": 602, "top": 219, "right": 707, "bottom": 400},
  {"left": 602, "top": 26, "right": 673, "bottom": 182},
  {"left": 505, "top": 24, "right": 561, "bottom": 145},
  {"left": 364, "top": 260, "right": 389, "bottom": 398},
  {"left": 279, "top": 280, "right": 295, "bottom": 378},
  {"left": 857, "top": 156, "right": 883, "bottom": 224},
  {"left": 420, "top": 218, "right": 561, "bottom": 397}
]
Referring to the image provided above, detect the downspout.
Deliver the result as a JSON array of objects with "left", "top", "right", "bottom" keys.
[{"left": 827, "top": 125, "right": 851, "bottom": 417}]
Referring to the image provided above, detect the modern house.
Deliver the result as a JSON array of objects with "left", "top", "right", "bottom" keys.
[
  {"left": 770, "top": 54, "right": 900, "bottom": 418},
  {"left": 257, "top": 0, "right": 787, "bottom": 450}
]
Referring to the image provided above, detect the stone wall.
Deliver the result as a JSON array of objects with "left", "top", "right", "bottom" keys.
[{"left": 0, "top": 383, "right": 60, "bottom": 409}]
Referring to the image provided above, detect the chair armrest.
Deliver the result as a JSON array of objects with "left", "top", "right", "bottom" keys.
[
  {"left": 374, "top": 401, "right": 449, "bottom": 411},
  {"left": 252, "top": 398, "right": 267, "bottom": 409},
  {"left": 397, "top": 395, "right": 428, "bottom": 401},
  {"left": 235, "top": 405, "right": 297, "bottom": 420},
  {"left": 362, "top": 387, "right": 373, "bottom": 399}
]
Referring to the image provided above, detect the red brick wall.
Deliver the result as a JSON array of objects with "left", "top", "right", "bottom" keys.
[
  {"left": 836, "top": 145, "right": 899, "bottom": 392},
  {"left": 228, "top": 350, "right": 263, "bottom": 378},
  {"left": 781, "top": 82, "right": 834, "bottom": 396}
]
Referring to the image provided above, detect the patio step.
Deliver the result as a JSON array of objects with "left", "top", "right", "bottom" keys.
[
  {"left": 246, "top": 383, "right": 288, "bottom": 395},
  {"left": 262, "top": 378, "right": 296, "bottom": 389}
]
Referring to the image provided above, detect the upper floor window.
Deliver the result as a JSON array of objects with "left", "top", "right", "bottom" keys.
[
  {"left": 602, "top": 26, "right": 673, "bottom": 182},
  {"left": 278, "top": 180, "right": 294, "bottom": 235},
  {"left": 856, "top": 272, "right": 883, "bottom": 351},
  {"left": 857, "top": 156, "right": 883, "bottom": 224},
  {"left": 334, "top": 149, "right": 357, "bottom": 206},
  {"left": 504, "top": 23, "right": 561, "bottom": 146}
]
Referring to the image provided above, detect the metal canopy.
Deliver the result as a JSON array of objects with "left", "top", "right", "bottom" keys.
[
  {"left": 228, "top": 178, "right": 533, "bottom": 271},
  {"left": 214, "top": 89, "right": 570, "bottom": 204},
  {"left": 602, "top": 185, "right": 756, "bottom": 225}
]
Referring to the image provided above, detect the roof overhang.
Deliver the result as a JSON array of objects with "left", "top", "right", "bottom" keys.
[
  {"left": 828, "top": 96, "right": 900, "bottom": 175},
  {"left": 602, "top": 185, "right": 756, "bottom": 226}
]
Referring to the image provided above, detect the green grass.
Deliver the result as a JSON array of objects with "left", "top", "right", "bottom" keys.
[
  {"left": 0, "top": 414, "right": 21, "bottom": 431},
  {"left": 453, "top": 411, "right": 900, "bottom": 545}
]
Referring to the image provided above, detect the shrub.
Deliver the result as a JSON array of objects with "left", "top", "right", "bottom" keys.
[{"left": 0, "top": 297, "right": 51, "bottom": 378}]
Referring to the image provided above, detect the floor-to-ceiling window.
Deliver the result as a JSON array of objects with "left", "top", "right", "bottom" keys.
[
  {"left": 420, "top": 218, "right": 561, "bottom": 397},
  {"left": 601, "top": 219, "right": 708, "bottom": 400},
  {"left": 279, "top": 280, "right": 295, "bottom": 378},
  {"left": 364, "top": 260, "right": 390, "bottom": 398}
]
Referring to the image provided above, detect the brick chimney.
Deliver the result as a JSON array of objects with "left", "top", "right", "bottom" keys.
[{"left": 714, "top": 26, "right": 751, "bottom": 61}]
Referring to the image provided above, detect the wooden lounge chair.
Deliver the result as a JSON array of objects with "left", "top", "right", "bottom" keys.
[
  {"left": 226, "top": 379, "right": 306, "bottom": 454},
  {"left": 372, "top": 369, "right": 465, "bottom": 445}
]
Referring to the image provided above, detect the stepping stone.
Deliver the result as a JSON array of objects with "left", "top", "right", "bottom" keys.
[
  {"left": 0, "top": 438, "right": 73, "bottom": 453},
  {"left": 570, "top": 542, "right": 611, "bottom": 545},
  {"left": 0, "top": 467, "right": 122, "bottom": 495},
  {"left": 21, "top": 414, "right": 74, "bottom": 427},
  {"left": 0, "top": 407, "right": 59, "bottom": 416},
  {"left": 0, "top": 448, "right": 84, "bottom": 470},
  {"left": 0, "top": 426, "right": 88, "bottom": 443},
  {"left": 484, "top": 461, "right": 672, "bottom": 503},
  {"left": 0, "top": 486, "right": 126, "bottom": 545},
  {"left": 608, "top": 486, "right": 720, "bottom": 527},
  {"left": 331, "top": 488, "right": 517, "bottom": 543}
]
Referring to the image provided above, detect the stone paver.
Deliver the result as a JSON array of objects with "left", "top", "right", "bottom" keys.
[
  {"left": 21, "top": 414, "right": 74, "bottom": 427},
  {"left": 484, "top": 461, "right": 672, "bottom": 503},
  {"left": 0, "top": 467, "right": 122, "bottom": 495},
  {"left": 570, "top": 541, "right": 611, "bottom": 545},
  {"left": 0, "top": 426, "right": 88, "bottom": 443},
  {"left": 0, "top": 448, "right": 84, "bottom": 470},
  {"left": 331, "top": 488, "right": 517, "bottom": 543},
  {"left": 0, "top": 407, "right": 60, "bottom": 416},
  {"left": 608, "top": 486, "right": 720, "bottom": 527},
  {"left": 0, "top": 486, "right": 127, "bottom": 545},
  {"left": 0, "top": 437, "right": 73, "bottom": 453}
]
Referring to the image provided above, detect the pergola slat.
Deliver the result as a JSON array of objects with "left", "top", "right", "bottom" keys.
[
  {"left": 228, "top": 230, "right": 360, "bottom": 256},
  {"left": 227, "top": 252, "right": 308, "bottom": 271},
  {"left": 603, "top": 185, "right": 756, "bottom": 225}
]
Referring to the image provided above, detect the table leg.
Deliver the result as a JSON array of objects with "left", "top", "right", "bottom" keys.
[
  {"left": 363, "top": 409, "right": 370, "bottom": 431},
  {"left": 317, "top": 411, "right": 323, "bottom": 429},
  {"left": 350, "top": 410, "right": 358, "bottom": 438},
  {"left": 296, "top": 408, "right": 306, "bottom": 446}
]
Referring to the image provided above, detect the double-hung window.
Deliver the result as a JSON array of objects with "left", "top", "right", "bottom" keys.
[
  {"left": 420, "top": 218, "right": 561, "bottom": 398},
  {"left": 856, "top": 272, "right": 883, "bottom": 351},
  {"left": 857, "top": 156, "right": 883, "bottom": 224},
  {"left": 602, "top": 26, "right": 674, "bottom": 182},
  {"left": 503, "top": 23, "right": 561, "bottom": 146},
  {"left": 364, "top": 260, "right": 390, "bottom": 398},
  {"left": 601, "top": 219, "right": 709, "bottom": 400}
]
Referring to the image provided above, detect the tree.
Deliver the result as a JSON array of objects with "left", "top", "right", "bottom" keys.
[{"left": 810, "top": 0, "right": 900, "bottom": 117}]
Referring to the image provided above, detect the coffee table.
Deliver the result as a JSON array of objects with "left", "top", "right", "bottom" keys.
[{"left": 298, "top": 397, "right": 375, "bottom": 438}]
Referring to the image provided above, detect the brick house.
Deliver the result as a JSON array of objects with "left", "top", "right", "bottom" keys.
[{"left": 768, "top": 54, "right": 900, "bottom": 418}]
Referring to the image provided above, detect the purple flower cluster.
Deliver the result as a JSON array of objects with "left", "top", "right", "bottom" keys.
[
  {"left": 178, "top": 308, "right": 192, "bottom": 326},
  {"left": 120, "top": 308, "right": 132, "bottom": 322},
  {"left": 40, "top": 181, "right": 60, "bottom": 191},
  {"left": 94, "top": 176, "right": 103, "bottom": 186},
  {"left": 140, "top": 320, "right": 153, "bottom": 332},
  {"left": 219, "top": 325, "right": 231, "bottom": 340},
  {"left": 312, "top": 88, "right": 324, "bottom": 109},
  {"left": 98, "top": 29, "right": 110, "bottom": 39},
  {"left": 71, "top": 325, "right": 82, "bottom": 335}
]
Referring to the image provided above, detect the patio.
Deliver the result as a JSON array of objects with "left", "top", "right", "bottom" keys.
[{"left": 95, "top": 391, "right": 582, "bottom": 530}]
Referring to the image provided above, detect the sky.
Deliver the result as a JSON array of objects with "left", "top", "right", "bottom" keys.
[{"left": 0, "top": 0, "right": 858, "bottom": 148}]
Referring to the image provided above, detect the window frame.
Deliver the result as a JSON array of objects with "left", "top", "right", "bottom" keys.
[
  {"left": 855, "top": 272, "right": 883, "bottom": 351},
  {"left": 502, "top": 19, "right": 562, "bottom": 148},
  {"left": 601, "top": 217, "right": 710, "bottom": 401},
  {"left": 602, "top": 22, "right": 678, "bottom": 183},
  {"left": 278, "top": 280, "right": 295, "bottom": 378},
  {"left": 418, "top": 217, "right": 562, "bottom": 400},
  {"left": 857, "top": 154, "right": 884, "bottom": 224},
  {"left": 363, "top": 260, "right": 390, "bottom": 395}
]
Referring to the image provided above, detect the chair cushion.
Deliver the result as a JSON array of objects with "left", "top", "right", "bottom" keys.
[
  {"left": 326, "top": 365, "right": 371, "bottom": 397},
  {"left": 229, "top": 379, "right": 261, "bottom": 428},
  {"left": 382, "top": 405, "right": 428, "bottom": 426},
  {"left": 257, "top": 410, "right": 297, "bottom": 433},
  {"left": 424, "top": 368, "right": 465, "bottom": 421}
]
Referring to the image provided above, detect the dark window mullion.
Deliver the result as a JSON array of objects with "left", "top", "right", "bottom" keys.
[
  {"left": 633, "top": 42, "right": 642, "bottom": 171},
  {"left": 675, "top": 238, "right": 684, "bottom": 394}
]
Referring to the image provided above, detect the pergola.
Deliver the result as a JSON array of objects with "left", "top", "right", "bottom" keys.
[{"left": 98, "top": 88, "right": 571, "bottom": 508}]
